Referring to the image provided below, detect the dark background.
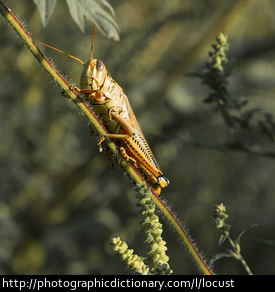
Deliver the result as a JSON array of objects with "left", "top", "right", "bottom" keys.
[{"left": 0, "top": 0, "right": 275, "bottom": 275}]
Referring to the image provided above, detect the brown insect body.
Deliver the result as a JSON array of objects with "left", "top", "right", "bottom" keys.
[
  {"left": 41, "top": 26, "right": 169, "bottom": 194},
  {"left": 79, "top": 56, "right": 169, "bottom": 194}
]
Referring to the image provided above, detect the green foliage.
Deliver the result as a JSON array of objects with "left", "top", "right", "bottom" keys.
[
  {"left": 33, "top": 0, "right": 56, "bottom": 27},
  {"left": 111, "top": 237, "right": 150, "bottom": 275},
  {"left": 1, "top": 0, "right": 275, "bottom": 275},
  {"left": 195, "top": 32, "right": 275, "bottom": 143},
  {"left": 136, "top": 183, "right": 172, "bottom": 274},
  {"left": 212, "top": 203, "right": 231, "bottom": 246},
  {"left": 111, "top": 183, "right": 172, "bottom": 275},
  {"left": 211, "top": 204, "right": 256, "bottom": 275},
  {"left": 196, "top": 33, "right": 256, "bottom": 131},
  {"left": 33, "top": 0, "right": 119, "bottom": 40}
]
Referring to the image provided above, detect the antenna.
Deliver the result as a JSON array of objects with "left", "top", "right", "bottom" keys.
[
  {"left": 37, "top": 40, "right": 85, "bottom": 66},
  {"left": 90, "top": 24, "right": 96, "bottom": 63}
]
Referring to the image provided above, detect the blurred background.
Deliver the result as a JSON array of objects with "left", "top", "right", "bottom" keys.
[{"left": 0, "top": 0, "right": 275, "bottom": 275}]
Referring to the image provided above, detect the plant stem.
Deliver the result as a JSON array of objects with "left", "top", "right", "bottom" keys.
[
  {"left": 0, "top": 1, "right": 213, "bottom": 275},
  {"left": 152, "top": 194, "right": 213, "bottom": 274},
  {"left": 227, "top": 235, "right": 253, "bottom": 275}
]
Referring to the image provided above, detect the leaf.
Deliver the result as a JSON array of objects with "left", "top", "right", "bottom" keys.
[
  {"left": 65, "top": 0, "right": 120, "bottom": 41},
  {"left": 218, "top": 234, "right": 228, "bottom": 246},
  {"left": 243, "top": 108, "right": 260, "bottom": 122},
  {"left": 220, "top": 106, "right": 234, "bottom": 131},
  {"left": 237, "top": 100, "right": 249, "bottom": 109},
  {"left": 209, "top": 252, "right": 233, "bottom": 264},
  {"left": 234, "top": 224, "right": 257, "bottom": 247},
  {"left": 264, "top": 112, "right": 273, "bottom": 124},
  {"left": 259, "top": 121, "right": 275, "bottom": 142},
  {"left": 264, "top": 112, "right": 275, "bottom": 130},
  {"left": 225, "top": 58, "right": 237, "bottom": 76},
  {"left": 33, "top": 0, "right": 57, "bottom": 27},
  {"left": 203, "top": 93, "right": 216, "bottom": 103},
  {"left": 252, "top": 238, "right": 275, "bottom": 247}
]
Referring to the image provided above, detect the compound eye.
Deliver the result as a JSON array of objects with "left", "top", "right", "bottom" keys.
[{"left": 96, "top": 60, "right": 105, "bottom": 71}]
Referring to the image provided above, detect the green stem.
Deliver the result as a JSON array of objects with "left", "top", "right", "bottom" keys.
[
  {"left": 151, "top": 194, "right": 213, "bottom": 274},
  {"left": 239, "top": 256, "right": 253, "bottom": 275},
  {"left": 0, "top": 1, "right": 213, "bottom": 275},
  {"left": 227, "top": 235, "right": 253, "bottom": 275}
]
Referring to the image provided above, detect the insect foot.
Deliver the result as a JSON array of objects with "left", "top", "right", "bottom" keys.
[
  {"left": 97, "top": 136, "right": 106, "bottom": 152},
  {"left": 119, "top": 146, "right": 138, "bottom": 168}
]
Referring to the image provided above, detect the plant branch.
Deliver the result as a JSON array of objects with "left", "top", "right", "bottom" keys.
[
  {"left": 212, "top": 204, "right": 253, "bottom": 275},
  {"left": 0, "top": 1, "right": 213, "bottom": 275}
]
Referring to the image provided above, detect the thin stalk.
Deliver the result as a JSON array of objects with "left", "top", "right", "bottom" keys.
[
  {"left": 226, "top": 236, "right": 253, "bottom": 275},
  {"left": 151, "top": 194, "right": 213, "bottom": 275},
  {"left": 0, "top": 1, "right": 213, "bottom": 275}
]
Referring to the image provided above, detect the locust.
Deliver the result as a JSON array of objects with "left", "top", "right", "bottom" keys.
[{"left": 39, "top": 25, "right": 169, "bottom": 195}]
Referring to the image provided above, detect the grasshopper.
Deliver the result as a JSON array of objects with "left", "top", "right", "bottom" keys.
[{"left": 39, "top": 25, "right": 169, "bottom": 195}]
